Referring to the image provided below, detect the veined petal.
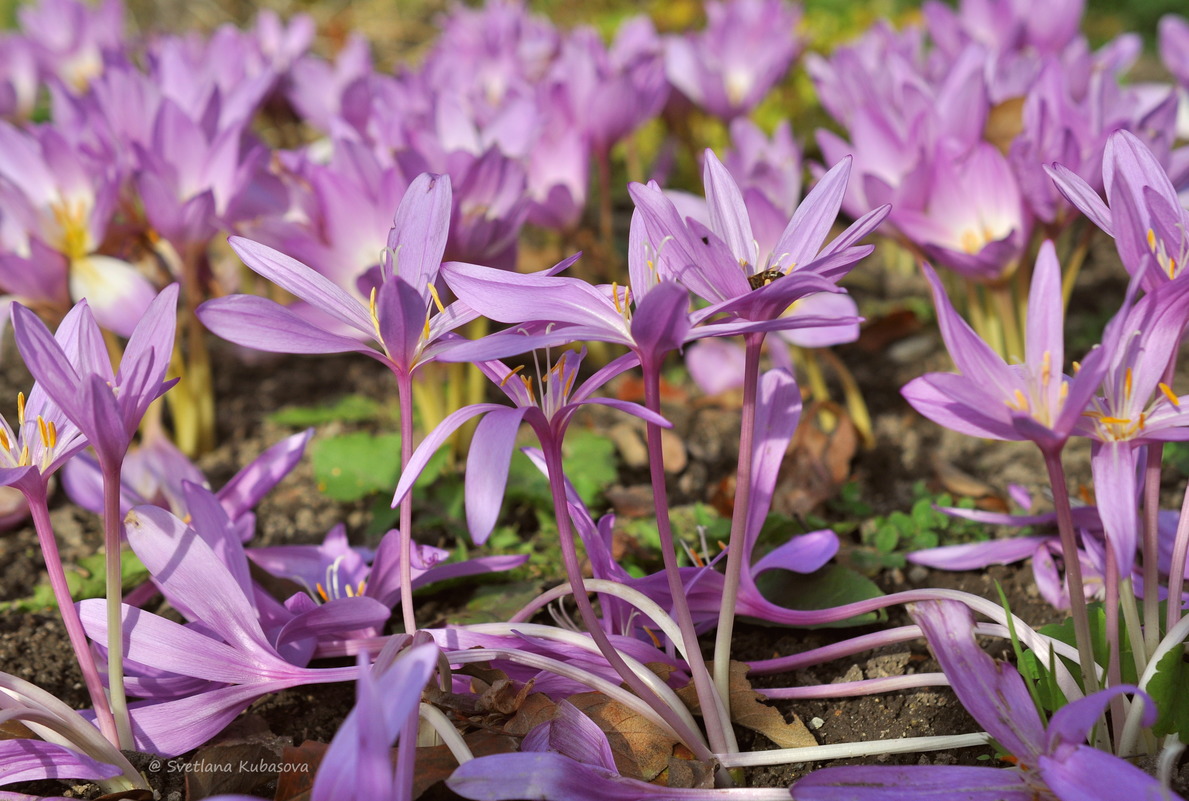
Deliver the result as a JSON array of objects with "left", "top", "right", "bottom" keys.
[
  {"left": 1046, "top": 163, "right": 1113, "bottom": 233},
  {"left": 1024, "top": 242, "right": 1064, "bottom": 382},
  {"left": 908, "top": 536, "right": 1055, "bottom": 571},
  {"left": 752, "top": 529, "right": 838, "bottom": 576},
  {"left": 910, "top": 600, "right": 1045, "bottom": 762},
  {"left": 198, "top": 295, "right": 377, "bottom": 355},
  {"left": 376, "top": 276, "right": 431, "bottom": 375},
  {"left": 387, "top": 172, "right": 451, "bottom": 292},
  {"left": 228, "top": 237, "right": 374, "bottom": 336},
  {"left": 901, "top": 373, "right": 1020, "bottom": 441},
  {"left": 629, "top": 279, "right": 690, "bottom": 365},
  {"left": 68, "top": 255, "right": 158, "bottom": 338},
  {"left": 920, "top": 264, "right": 1016, "bottom": 399},
  {"left": 703, "top": 149, "right": 756, "bottom": 267},
  {"left": 391, "top": 403, "right": 507, "bottom": 508},
  {"left": 745, "top": 368, "right": 801, "bottom": 551},
  {"left": 773, "top": 156, "right": 852, "bottom": 269},
  {"left": 1089, "top": 440, "right": 1140, "bottom": 573},
  {"left": 218, "top": 429, "right": 313, "bottom": 522},
  {"left": 466, "top": 407, "right": 531, "bottom": 544},
  {"left": 0, "top": 739, "right": 122, "bottom": 783},
  {"left": 1038, "top": 745, "right": 1179, "bottom": 801},
  {"left": 793, "top": 764, "right": 1033, "bottom": 801}
]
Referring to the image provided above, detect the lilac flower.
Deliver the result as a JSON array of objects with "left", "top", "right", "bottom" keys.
[
  {"left": 199, "top": 173, "right": 468, "bottom": 378},
  {"left": 18, "top": 0, "right": 124, "bottom": 92},
  {"left": 392, "top": 348, "right": 664, "bottom": 544},
  {"left": 1049, "top": 130, "right": 1189, "bottom": 291},
  {"left": 723, "top": 118, "right": 802, "bottom": 254},
  {"left": 12, "top": 284, "right": 179, "bottom": 472},
  {"left": 78, "top": 504, "right": 365, "bottom": 755},
  {"left": 1160, "top": 15, "right": 1189, "bottom": 90},
  {"left": 629, "top": 152, "right": 886, "bottom": 338},
  {"left": 893, "top": 141, "right": 1029, "bottom": 281},
  {"left": 664, "top": 0, "right": 802, "bottom": 121},
  {"left": 900, "top": 243, "right": 1106, "bottom": 453},
  {"left": 0, "top": 121, "right": 156, "bottom": 335},
  {"left": 793, "top": 599, "right": 1177, "bottom": 801},
  {"left": 1076, "top": 275, "right": 1189, "bottom": 574}
]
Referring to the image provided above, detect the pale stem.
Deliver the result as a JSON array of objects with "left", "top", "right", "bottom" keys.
[
  {"left": 1042, "top": 446, "right": 1101, "bottom": 696},
  {"left": 539, "top": 436, "right": 716, "bottom": 762},
  {"left": 990, "top": 279, "right": 1024, "bottom": 363},
  {"left": 419, "top": 702, "right": 474, "bottom": 763},
  {"left": 25, "top": 485, "right": 117, "bottom": 745},
  {"left": 101, "top": 462, "right": 134, "bottom": 749},
  {"left": 1120, "top": 612, "right": 1189, "bottom": 755},
  {"left": 760, "top": 673, "right": 950, "bottom": 699},
  {"left": 713, "top": 332, "right": 764, "bottom": 708},
  {"left": 1166, "top": 478, "right": 1189, "bottom": 634},
  {"left": 643, "top": 365, "right": 734, "bottom": 755},
  {"left": 717, "top": 732, "right": 992, "bottom": 767},
  {"left": 396, "top": 371, "right": 416, "bottom": 634},
  {"left": 1118, "top": 578, "right": 1149, "bottom": 684},
  {"left": 1104, "top": 547, "right": 1122, "bottom": 749}
]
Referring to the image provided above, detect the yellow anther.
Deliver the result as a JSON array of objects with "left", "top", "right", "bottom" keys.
[
  {"left": 611, "top": 281, "right": 622, "bottom": 315},
  {"left": 422, "top": 313, "right": 431, "bottom": 340},
  {"left": 357, "top": 580, "right": 367, "bottom": 596},
  {"left": 1138, "top": 412, "right": 1147, "bottom": 431},
  {"left": 1041, "top": 351, "right": 1052, "bottom": 386},
  {"left": 1124, "top": 368, "right": 1133, "bottom": 401},
  {"left": 47, "top": 421, "right": 56, "bottom": 448},
  {"left": 368, "top": 287, "right": 382, "bottom": 342},
  {"left": 315, "top": 583, "right": 329, "bottom": 602},
  {"left": 1170, "top": 257, "right": 1178, "bottom": 279},
  {"left": 520, "top": 375, "right": 535, "bottom": 404},
  {"left": 1100, "top": 416, "right": 1131, "bottom": 425},
  {"left": 37, "top": 416, "right": 49, "bottom": 449},
  {"left": 563, "top": 369, "right": 577, "bottom": 398},
  {"left": 1148, "top": 229, "right": 1158, "bottom": 252},
  {"left": 643, "top": 627, "right": 662, "bottom": 649},
  {"left": 0, "top": 429, "right": 9, "bottom": 452},
  {"left": 426, "top": 282, "right": 446, "bottom": 314},
  {"left": 1012, "top": 389, "right": 1029, "bottom": 410},
  {"left": 345, "top": 583, "right": 355, "bottom": 598},
  {"left": 1072, "top": 361, "right": 1082, "bottom": 374},
  {"left": 16, "top": 392, "right": 25, "bottom": 427},
  {"left": 689, "top": 548, "right": 705, "bottom": 568},
  {"left": 499, "top": 364, "right": 526, "bottom": 387},
  {"left": 1160, "top": 382, "right": 1180, "bottom": 407},
  {"left": 1058, "top": 382, "right": 1069, "bottom": 404},
  {"left": 18, "top": 444, "right": 28, "bottom": 467}
]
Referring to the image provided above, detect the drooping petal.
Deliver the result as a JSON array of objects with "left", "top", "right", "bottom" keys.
[
  {"left": 0, "top": 738, "right": 122, "bottom": 784},
  {"left": 218, "top": 429, "right": 313, "bottom": 522},
  {"left": 465, "top": 407, "right": 531, "bottom": 544},
  {"left": 792, "top": 764, "right": 1033, "bottom": 801},
  {"left": 1037, "top": 745, "right": 1180, "bottom": 801},
  {"left": 198, "top": 295, "right": 376, "bottom": 355},
  {"left": 391, "top": 404, "right": 507, "bottom": 508},
  {"left": 1089, "top": 440, "right": 1140, "bottom": 573},
  {"left": 910, "top": 599, "right": 1045, "bottom": 762}
]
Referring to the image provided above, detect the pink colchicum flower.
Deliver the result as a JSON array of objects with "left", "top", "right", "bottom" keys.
[
  {"left": 793, "top": 600, "right": 1177, "bottom": 801},
  {"left": 665, "top": 0, "right": 802, "bottom": 121},
  {"left": 1048, "top": 130, "right": 1189, "bottom": 292},
  {"left": 900, "top": 242, "right": 1107, "bottom": 453}
]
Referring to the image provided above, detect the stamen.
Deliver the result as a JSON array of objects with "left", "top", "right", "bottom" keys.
[
  {"left": 499, "top": 365, "right": 526, "bottom": 387},
  {"left": 611, "top": 281, "right": 622, "bottom": 315},
  {"left": 1160, "top": 382, "right": 1181, "bottom": 407},
  {"left": 1170, "top": 257, "right": 1178, "bottom": 280},
  {"left": 1072, "top": 361, "right": 1081, "bottom": 374},
  {"left": 1099, "top": 416, "right": 1131, "bottom": 425},
  {"left": 1040, "top": 351, "right": 1052, "bottom": 387},
  {"left": 36, "top": 416, "right": 49, "bottom": 449},
  {"left": 0, "top": 429, "right": 9, "bottom": 452},
  {"left": 1012, "top": 389, "right": 1029, "bottom": 411},
  {"left": 345, "top": 583, "right": 355, "bottom": 598},
  {"left": 643, "top": 627, "right": 662, "bottom": 649},
  {"left": 1124, "top": 367, "right": 1133, "bottom": 401},
  {"left": 1148, "top": 229, "right": 1158, "bottom": 252},
  {"left": 315, "top": 582, "right": 329, "bottom": 602},
  {"left": 16, "top": 392, "right": 25, "bottom": 427},
  {"left": 426, "top": 282, "right": 446, "bottom": 314},
  {"left": 368, "top": 288, "right": 383, "bottom": 342},
  {"left": 422, "top": 313, "right": 431, "bottom": 340},
  {"left": 18, "top": 444, "right": 28, "bottom": 467},
  {"left": 357, "top": 580, "right": 367, "bottom": 596},
  {"left": 47, "top": 421, "right": 56, "bottom": 448}
]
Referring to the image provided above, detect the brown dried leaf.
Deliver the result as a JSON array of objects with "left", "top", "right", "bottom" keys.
[
  {"left": 775, "top": 402, "right": 857, "bottom": 516},
  {"left": 856, "top": 309, "right": 924, "bottom": 353},
  {"left": 678, "top": 662, "right": 817, "bottom": 750},
  {"left": 503, "top": 692, "right": 558, "bottom": 736},
  {"left": 568, "top": 692, "right": 680, "bottom": 782},
  {"left": 274, "top": 741, "right": 326, "bottom": 801}
]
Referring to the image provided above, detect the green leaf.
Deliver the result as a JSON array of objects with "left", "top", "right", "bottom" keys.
[
  {"left": 448, "top": 581, "right": 546, "bottom": 626},
  {"left": 557, "top": 429, "right": 617, "bottom": 507},
  {"left": 312, "top": 432, "right": 402, "bottom": 501},
  {"left": 748, "top": 563, "right": 885, "bottom": 629},
  {"left": 1148, "top": 647, "right": 1189, "bottom": 739},
  {"left": 872, "top": 524, "right": 899, "bottom": 554},
  {"left": 269, "top": 395, "right": 382, "bottom": 426},
  {"left": 0, "top": 550, "right": 149, "bottom": 612}
]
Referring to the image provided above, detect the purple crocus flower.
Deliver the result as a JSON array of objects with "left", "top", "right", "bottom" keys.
[
  {"left": 900, "top": 243, "right": 1106, "bottom": 453},
  {"left": 1048, "top": 130, "right": 1189, "bottom": 291},
  {"left": 792, "top": 599, "right": 1179, "bottom": 801},
  {"left": 391, "top": 348, "right": 664, "bottom": 544},
  {"left": 664, "top": 0, "right": 802, "bottom": 121},
  {"left": 18, "top": 0, "right": 124, "bottom": 93},
  {"left": 78, "top": 504, "right": 366, "bottom": 755},
  {"left": 198, "top": 173, "right": 465, "bottom": 379},
  {"left": 893, "top": 141, "right": 1029, "bottom": 282},
  {"left": 12, "top": 284, "right": 179, "bottom": 473}
]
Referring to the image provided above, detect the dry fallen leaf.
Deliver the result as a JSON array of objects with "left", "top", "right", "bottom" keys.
[
  {"left": 678, "top": 661, "right": 817, "bottom": 750},
  {"left": 568, "top": 692, "right": 681, "bottom": 782}
]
